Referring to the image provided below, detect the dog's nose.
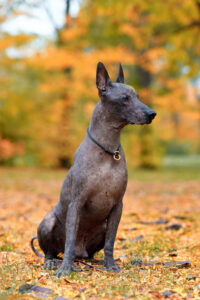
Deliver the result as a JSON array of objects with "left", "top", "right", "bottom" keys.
[{"left": 148, "top": 111, "right": 156, "bottom": 120}]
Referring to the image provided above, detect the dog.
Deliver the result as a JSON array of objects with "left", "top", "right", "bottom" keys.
[{"left": 31, "top": 62, "right": 156, "bottom": 277}]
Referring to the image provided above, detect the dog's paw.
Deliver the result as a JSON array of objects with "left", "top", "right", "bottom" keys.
[
  {"left": 44, "top": 259, "right": 61, "bottom": 270},
  {"left": 54, "top": 264, "right": 82, "bottom": 277},
  {"left": 54, "top": 265, "right": 72, "bottom": 277},
  {"left": 106, "top": 264, "right": 121, "bottom": 273}
]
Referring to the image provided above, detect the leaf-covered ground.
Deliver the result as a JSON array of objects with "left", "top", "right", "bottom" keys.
[{"left": 0, "top": 167, "right": 200, "bottom": 299}]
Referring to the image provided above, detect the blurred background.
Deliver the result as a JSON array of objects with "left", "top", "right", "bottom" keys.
[{"left": 0, "top": 0, "right": 200, "bottom": 171}]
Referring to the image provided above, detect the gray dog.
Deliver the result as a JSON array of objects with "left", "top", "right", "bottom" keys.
[{"left": 31, "top": 62, "right": 156, "bottom": 277}]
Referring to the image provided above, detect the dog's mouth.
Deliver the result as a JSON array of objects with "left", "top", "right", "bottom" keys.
[
  {"left": 130, "top": 116, "right": 155, "bottom": 125},
  {"left": 129, "top": 113, "right": 156, "bottom": 125},
  {"left": 145, "top": 119, "right": 153, "bottom": 124},
  {"left": 130, "top": 120, "right": 151, "bottom": 125}
]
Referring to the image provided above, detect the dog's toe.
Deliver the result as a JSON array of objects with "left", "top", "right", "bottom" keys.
[
  {"left": 54, "top": 265, "right": 72, "bottom": 277},
  {"left": 106, "top": 264, "right": 121, "bottom": 273},
  {"left": 55, "top": 269, "right": 71, "bottom": 277},
  {"left": 54, "top": 263, "right": 83, "bottom": 277},
  {"left": 44, "top": 259, "right": 61, "bottom": 270}
]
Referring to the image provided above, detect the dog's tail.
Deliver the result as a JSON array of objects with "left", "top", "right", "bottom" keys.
[{"left": 30, "top": 236, "right": 44, "bottom": 258}]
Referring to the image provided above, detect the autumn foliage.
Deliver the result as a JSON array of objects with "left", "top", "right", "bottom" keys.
[
  {"left": 1, "top": 168, "right": 200, "bottom": 298},
  {"left": 0, "top": 0, "right": 200, "bottom": 168}
]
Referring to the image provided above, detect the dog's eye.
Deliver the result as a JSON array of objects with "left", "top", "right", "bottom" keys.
[{"left": 123, "top": 95, "right": 129, "bottom": 101}]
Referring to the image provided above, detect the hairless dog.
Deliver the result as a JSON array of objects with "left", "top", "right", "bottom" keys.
[{"left": 31, "top": 62, "right": 156, "bottom": 277}]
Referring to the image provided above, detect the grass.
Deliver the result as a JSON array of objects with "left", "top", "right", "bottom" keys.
[
  {"left": 0, "top": 159, "right": 200, "bottom": 192},
  {"left": 0, "top": 164, "right": 200, "bottom": 299},
  {"left": 129, "top": 166, "right": 200, "bottom": 181},
  {"left": 163, "top": 154, "right": 200, "bottom": 168}
]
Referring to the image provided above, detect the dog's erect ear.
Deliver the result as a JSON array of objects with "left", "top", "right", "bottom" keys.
[
  {"left": 96, "top": 62, "right": 112, "bottom": 91},
  {"left": 115, "top": 63, "right": 124, "bottom": 84}
]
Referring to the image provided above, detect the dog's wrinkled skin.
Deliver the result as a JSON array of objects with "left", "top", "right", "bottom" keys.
[{"left": 36, "top": 62, "right": 156, "bottom": 277}]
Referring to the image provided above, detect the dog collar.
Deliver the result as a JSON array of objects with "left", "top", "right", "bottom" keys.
[{"left": 87, "top": 127, "right": 121, "bottom": 161}]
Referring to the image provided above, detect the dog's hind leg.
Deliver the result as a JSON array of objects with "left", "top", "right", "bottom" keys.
[
  {"left": 44, "top": 255, "right": 62, "bottom": 270},
  {"left": 37, "top": 210, "right": 64, "bottom": 270}
]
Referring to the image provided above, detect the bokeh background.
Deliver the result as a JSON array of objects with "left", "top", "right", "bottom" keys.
[
  {"left": 0, "top": 0, "right": 200, "bottom": 170},
  {"left": 1, "top": 2, "right": 200, "bottom": 297}
]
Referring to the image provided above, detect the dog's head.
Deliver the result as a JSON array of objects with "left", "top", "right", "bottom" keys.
[{"left": 96, "top": 62, "right": 156, "bottom": 126}]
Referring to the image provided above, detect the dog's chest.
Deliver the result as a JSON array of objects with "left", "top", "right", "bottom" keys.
[{"left": 83, "top": 160, "right": 127, "bottom": 219}]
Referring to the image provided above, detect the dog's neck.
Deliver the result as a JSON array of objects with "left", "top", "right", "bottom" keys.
[{"left": 89, "top": 101, "right": 122, "bottom": 150}]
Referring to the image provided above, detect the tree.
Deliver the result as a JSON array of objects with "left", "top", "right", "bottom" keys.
[{"left": 0, "top": 0, "right": 199, "bottom": 167}]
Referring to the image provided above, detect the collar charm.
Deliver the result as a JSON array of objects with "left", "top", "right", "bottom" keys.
[{"left": 113, "top": 151, "right": 121, "bottom": 161}]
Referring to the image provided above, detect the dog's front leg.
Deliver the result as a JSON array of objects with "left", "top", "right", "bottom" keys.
[
  {"left": 55, "top": 201, "right": 80, "bottom": 277},
  {"left": 104, "top": 201, "right": 122, "bottom": 272}
]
